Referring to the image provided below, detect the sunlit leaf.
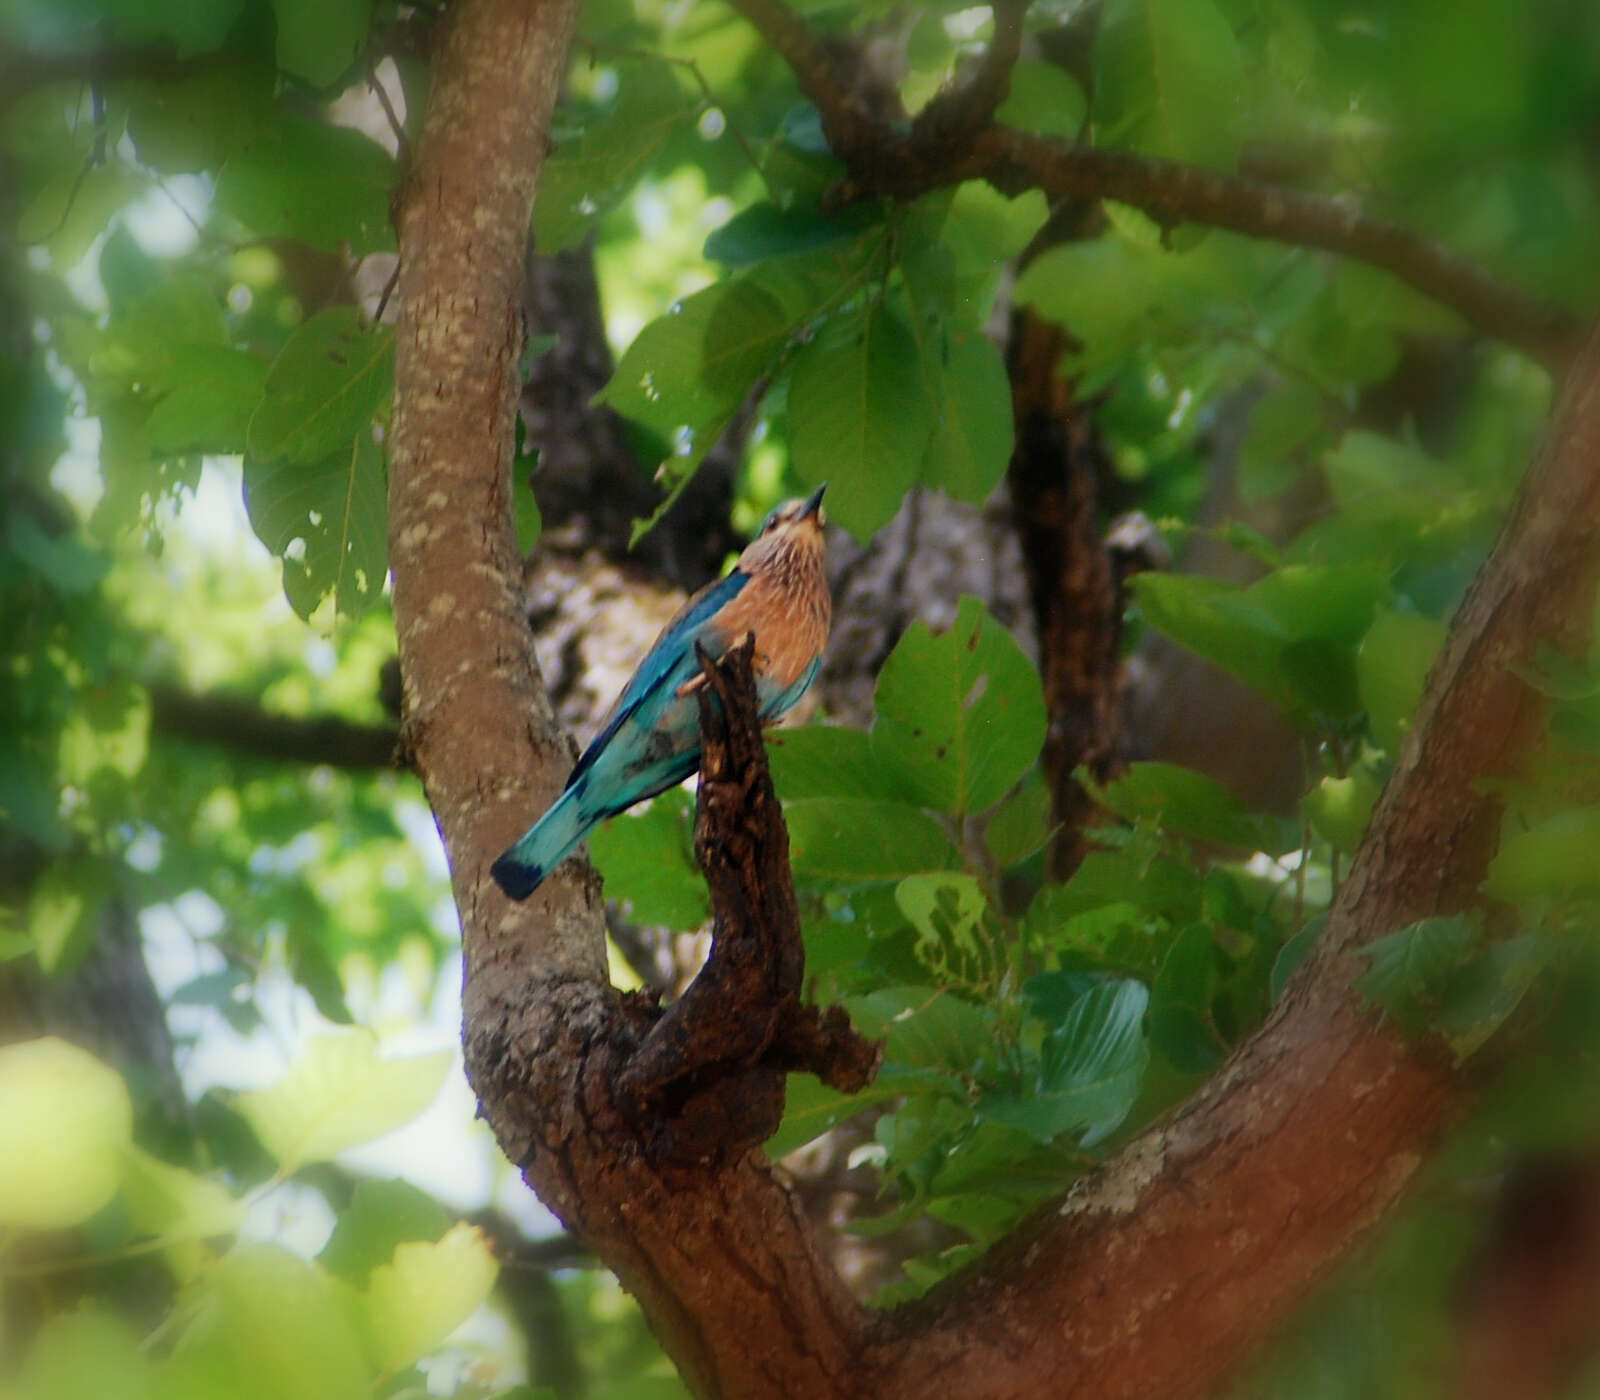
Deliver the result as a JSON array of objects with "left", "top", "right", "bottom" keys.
[
  {"left": 0, "top": 1038, "right": 132, "bottom": 1229},
  {"left": 233, "top": 1033, "right": 452, "bottom": 1173},
  {"left": 319, "top": 1178, "right": 454, "bottom": 1284},
  {"left": 9, "top": 1309, "right": 154, "bottom": 1400},
  {"left": 121, "top": 1145, "right": 245, "bottom": 1243},
  {"left": 166, "top": 1246, "right": 369, "bottom": 1400},
  {"left": 361, "top": 1223, "right": 499, "bottom": 1374}
]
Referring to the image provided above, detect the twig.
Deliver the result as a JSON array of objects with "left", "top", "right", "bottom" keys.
[
  {"left": 912, "top": 0, "right": 1031, "bottom": 154},
  {"left": 367, "top": 58, "right": 411, "bottom": 161}
]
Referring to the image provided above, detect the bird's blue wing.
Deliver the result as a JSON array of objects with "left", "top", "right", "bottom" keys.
[{"left": 566, "top": 568, "right": 750, "bottom": 788}]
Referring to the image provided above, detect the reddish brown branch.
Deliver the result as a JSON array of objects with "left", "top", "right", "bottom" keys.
[
  {"left": 614, "top": 638, "right": 880, "bottom": 1160},
  {"left": 721, "top": 0, "right": 1583, "bottom": 371}
]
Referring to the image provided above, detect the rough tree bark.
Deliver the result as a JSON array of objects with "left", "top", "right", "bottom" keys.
[{"left": 387, "top": 1, "right": 1600, "bottom": 1396}]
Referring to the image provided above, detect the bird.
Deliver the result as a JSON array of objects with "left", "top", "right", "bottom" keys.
[{"left": 491, "top": 484, "right": 831, "bottom": 900}]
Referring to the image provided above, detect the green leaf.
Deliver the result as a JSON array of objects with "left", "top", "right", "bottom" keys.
[
  {"left": 248, "top": 308, "right": 394, "bottom": 466},
  {"left": 598, "top": 279, "right": 790, "bottom": 437},
  {"left": 232, "top": 1032, "right": 452, "bottom": 1173},
  {"left": 769, "top": 725, "right": 899, "bottom": 800},
  {"left": 1095, "top": 0, "right": 1242, "bottom": 170},
  {"left": 1030, "top": 849, "right": 1204, "bottom": 934},
  {"left": 846, "top": 985, "right": 996, "bottom": 1079},
  {"left": 1238, "top": 381, "right": 1324, "bottom": 501},
  {"left": 995, "top": 60, "right": 1088, "bottom": 138},
  {"left": 1432, "top": 935, "right": 1553, "bottom": 1059},
  {"left": 871, "top": 596, "right": 1048, "bottom": 815},
  {"left": 920, "top": 329, "right": 1014, "bottom": 504},
  {"left": 319, "top": 1178, "right": 454, "bottom": 1284},
  {"left": 1148, "top": 923, "right": 1225, "bottom": 1073},
  {"left": 361, "top": 1222, "right": 499, "bottom": 1374},
  {"left": 1132, "top": 564, "right": 1388, "bottom": 717},
  {"left": 145, "top": 348, "right": 269, "bottom": 455},
  {"left": 1358, "top": 610, "right": 1446, "bottom": 753},
  {"left": 986, "top": 979, "right": 1150, "bottom": 1145},
  {"left": 896, "top": 873, "right": 1004, "bottom": 994},
  {"left": 1096, "top": 761, "right": 1278, "bottom": 851},
  {"left": 273, "top": 0, "right": 372, "bottom": 88},
  {"left": 120, "top": 1146, "right": 245, "bottom": 1242},
  {"left": 984, "top": 770, "right": 1053, "bottom": 869},
  {"left": 27, "top": 859, "right": 111, "bottom": 977},
  {"left": 933, "top": 182, "right": 1050, "bottom": 324},
  {"left": 10, "top": 1310, "right": 154, "bottom": 1400},
  {"left": 104, "top": 0, "right": 246, "bottom": 55},
  {"left": 17, "top": 164, "right": 149, "bottom": 272},
  {"left": 1303, "top": 771, "right": 1381, "bottom": 854},
  {"left": 1356, "top": 916, "right": 1478, "bottom": 1028},
  {"left": 764, "top": 1071, "right": 905, "bottom": 1161},
  {"left": 787, "top": 298, "right": 936, "bottom": 539},
  {"left": 245, "top": 429, "right": 389, "bottom": 620},
  {"left": 588, "top": 790, "right": 709, "bottom": 929},
  {"left": 0, "top": 1038, "right": 133, "bottom": 1229},
  {"left": 7, "top": 515, "right": 109, "bottom": 597},
  {"left": 784, "top": 798, "right": 955, "bottom": 882},
  {"left": 1485, "top": 807, "right": 1600, "bottom": 901},
  {"left": 214, "top": 117, "right": 395, "bottom": 254},
  {"left": 126, "top": 60, "right": 276, "bottom": 174},
  {"left": 534, "top": 64, "right": 697, "bottom": 253},
  {"left": 166, "top": 1246, "right": 369, "bottom": 1400},
  {"left": 705, "top": 201, "right": 879, "bottom": 267}
]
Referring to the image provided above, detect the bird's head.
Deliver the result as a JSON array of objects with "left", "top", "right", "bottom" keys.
[{"left": 740, "top": 484, "right": 827, "bottom": 572}]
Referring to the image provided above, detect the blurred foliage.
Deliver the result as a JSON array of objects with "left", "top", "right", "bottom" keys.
[{"left": 4, "top": 0, "right": 1600, "bottom": 1396}]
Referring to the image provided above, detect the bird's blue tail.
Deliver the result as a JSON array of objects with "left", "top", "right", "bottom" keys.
[{"left": 490, "top": 782, "right": 590, "bottom": 900}]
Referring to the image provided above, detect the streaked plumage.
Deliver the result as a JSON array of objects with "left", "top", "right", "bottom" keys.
[{"left": 491, "top": 485, "right": 831, "bottom": 900}]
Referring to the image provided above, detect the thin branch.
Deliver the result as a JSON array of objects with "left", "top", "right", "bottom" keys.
[
  {"left": 147, "top": 683, "right": 401, "bottom": 770},
  {"left": 720, "top": 0, "right": 881, "bottom": 160},
  {"left": 912, "top": 0, "right": 1031, "bottom": 153},
  {"left": 721, "top": 0, "right": 1584, "bottom": 372}
]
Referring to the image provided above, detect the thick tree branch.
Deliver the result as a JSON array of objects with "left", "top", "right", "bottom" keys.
[
  {"left": 857, "top": 320, "right": 1600, "bottom": 1398},
  {"left": 147, "top": 683, "right": 400, "bottom": 771},
  {"left": 723, "top": 0, "right": 1584, "bottom": 371}
]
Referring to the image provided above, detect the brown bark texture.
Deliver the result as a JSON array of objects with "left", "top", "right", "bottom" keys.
[{"left": 387, "top": 2, "right": 1600, "bottom": 1397}]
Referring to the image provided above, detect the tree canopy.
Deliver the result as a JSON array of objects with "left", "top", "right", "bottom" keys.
[{"left": 5, "top": 0, "right": 1600, "bottom": 1396}]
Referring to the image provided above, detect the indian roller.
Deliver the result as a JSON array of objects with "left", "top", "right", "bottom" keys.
[{"left": 491, "top": 485, "right": 831, "bottom": 900}]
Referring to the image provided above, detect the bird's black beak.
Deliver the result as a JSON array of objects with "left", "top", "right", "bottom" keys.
[{"left": 798, "top": 483, "right": 827, "bottom": 521}]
